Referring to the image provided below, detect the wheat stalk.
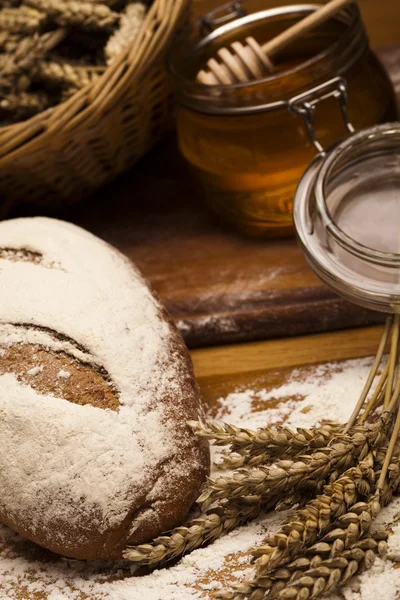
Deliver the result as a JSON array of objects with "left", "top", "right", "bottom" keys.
[
  {"left": 0, "top": 31, "right": 22, "bottom": 53},
  {"left": 123, "top": 419, "right": 391, "bottom": 569},
  {"left": 222, "top": 538, "right": 388, "bottom": 600},
  {"left": 0, "top": 89, "right": 50, "bottom": 121},
  {"left": 190, "top": 421, "right": 340, "bottom": 469},
  {"left": 274, "top": 489, "right": 321, "bottom": 512},
  {"left": 197, "top": 461, "right": 325, "bottom": 513},
  {"left": 198, "top": 416, "right": 390, "bottom": 512},
  {"left": 220, "top": 490, "right": 386, "bottom": 600},
  {"left": 252, "top": 461, "right": 374, "bottom": 576},
  {"left": 26, "top": 0, "right": 119, "bottom": 31},
  {"left": 0, "top": 29, "right": 65, "bottom": 90},
  {"left": 0, "top": 6, "right": 45, "bottom": 34},
  {"left": 122, "top": 314, "right": 400, "bottom": 600},
  {"left": 123, "top": 500, "right": 272, "bottom": 565},
  {"left": 219, "top": 446, "right": 400, "bottom": 600},
  {"left": 35, "top": 60, "right": 104, "bottom": 89}
]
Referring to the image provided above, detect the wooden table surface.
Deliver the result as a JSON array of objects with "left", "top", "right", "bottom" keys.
[
  {"left": 1, "top": 323, "right": 391, "bottom": 600},
  {"left": 189, "top": 325, "right": 385, "bottom": 427},
  {"left": 191, "top": 324, "right": 383, "bottom": 383}
]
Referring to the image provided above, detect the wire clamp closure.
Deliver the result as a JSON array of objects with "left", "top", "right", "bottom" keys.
[
  {"left": 288, "top": 76, "right": 355, "bottom": 154},
  {"left": 200, "top": 0, "right": 246, "bottom": 33}
]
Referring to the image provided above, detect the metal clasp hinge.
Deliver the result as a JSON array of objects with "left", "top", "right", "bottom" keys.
[
  {"left": 200, "top": 0, "right": 246, "bottom": 34},
  {"left": 288, "top": 76, "right": 355, "bottom": 154}
]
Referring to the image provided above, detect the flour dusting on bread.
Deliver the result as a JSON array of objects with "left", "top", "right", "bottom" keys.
[{"left": 0, "top": 217, "right": 209, "bottom": 560}]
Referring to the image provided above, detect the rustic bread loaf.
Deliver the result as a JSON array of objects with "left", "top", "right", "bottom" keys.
[{"left": 0, "top": 217, "right": 210, "bottom": 560}]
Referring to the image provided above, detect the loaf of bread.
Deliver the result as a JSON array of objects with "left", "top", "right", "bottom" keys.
[{"left": 0, "top": 217, "right": 210, "bottom": 560}]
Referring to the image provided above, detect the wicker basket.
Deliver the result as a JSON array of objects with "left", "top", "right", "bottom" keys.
[{"left": 0, "top": 0, "right": 188, "bottom": 208}]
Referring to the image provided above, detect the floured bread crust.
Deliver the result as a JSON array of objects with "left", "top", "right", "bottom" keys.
[{"left": 0, "top": 217, "right": 209, "bottom": 560}]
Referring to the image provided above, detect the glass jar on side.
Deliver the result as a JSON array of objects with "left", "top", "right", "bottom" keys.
[
  {"left": 167, "top": 1, "right": 397, "bottom": 237},
  {"left": 293, "top": 123, "right": 400, "bottom": 313}
]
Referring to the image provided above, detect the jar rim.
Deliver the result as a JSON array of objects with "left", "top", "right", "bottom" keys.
[
  {"left": 293, "top": 122, "right": 400, "bottom": 314},
  {"left": 315, "top": 123, "right": 400, "bottom": 267},
  {"left": 167, "top": 2, "right": 366, "bottom": 114}
]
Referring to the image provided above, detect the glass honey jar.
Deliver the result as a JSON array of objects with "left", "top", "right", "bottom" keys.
[{"left": 167, "top": 0, "right": 397, "bottom": 237}]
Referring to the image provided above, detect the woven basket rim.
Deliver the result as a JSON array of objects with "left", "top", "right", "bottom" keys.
[{"left": 0, "top": 0, "right": 188, "bottom": 164}]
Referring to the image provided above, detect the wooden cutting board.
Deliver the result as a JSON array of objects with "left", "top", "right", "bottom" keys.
[{"left": 13, "top": 47, "right": 400, "bottom": 349}]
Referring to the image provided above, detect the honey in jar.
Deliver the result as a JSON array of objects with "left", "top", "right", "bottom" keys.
[{"left": 167, "top": 0, "right": 397, "bottom": 237}]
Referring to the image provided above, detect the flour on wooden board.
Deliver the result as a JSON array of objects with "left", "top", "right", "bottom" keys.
[{"left": 2, "top": 356, "right": 400, "bottom": 599}]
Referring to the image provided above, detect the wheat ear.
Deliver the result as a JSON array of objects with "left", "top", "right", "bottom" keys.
[
  {"left": 0, "top": 29, "right": 65, "bottom": 90},
  {"left": 26, "top": 0, "right": 119, "bottom": 31},
  {"left": 220, "top": 446, "right": 400, "bottom": 600},
  {"left": 0, "top": 31, "right": 22, "bottom": 53},
  {"left": 198, "top": 416, "right": 390, "bottom": 512},
  {"left": 122, "top": 500, "right": 273, "bottom": 565},
  {"left": 35, "top": 60, "right": 104, "bottom": 89},
  {"left": 0, "top": 6, "right": 45, "bottom": 34},
  {"left": 221, "top": 489, "right": 386, "bottom": 600},
  {"left": 252, "top": 461, "right": 374, "bottom": 576},
  {"left": 0, "top": 89, "right": 49, "bottom": 119},
  {"left": 190, "top": 420, "right": 340, "bottom": 469}
]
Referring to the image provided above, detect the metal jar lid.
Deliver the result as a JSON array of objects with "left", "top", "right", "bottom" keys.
[{"left": 293, "top": 122, "right": 400, "bottom": 313}]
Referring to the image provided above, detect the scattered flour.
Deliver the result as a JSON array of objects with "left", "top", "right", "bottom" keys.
[
  {"left": 57, "top": 369, "right": 71, "bottom": 379},
  {"left": 388, "top": 524, "right": 400, "bottom": 562},
  {"left": 341, "top": 556, "right": 400, "bottom": 600},
  {"left": 0, "top": 512, "right": 280, "bottom": 600},
  {"left": 176, "top": 316, "right": 239, "bottom": 338},
  {"left": 214, "top": 358, "right": 377, "bottom": 431},
  {"left": 27, "top": 365, "right": 43, "bottom": 376},
  {"left": 334, "top": 498, "right": 400, "bottom": 600},
  {"left": 2, "top": 354, "right": 400, "bottom": 598}
]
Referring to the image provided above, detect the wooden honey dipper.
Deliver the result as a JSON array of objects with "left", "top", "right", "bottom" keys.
[{"left": 197, "top": 0, "right": 355, "bottom": 85}]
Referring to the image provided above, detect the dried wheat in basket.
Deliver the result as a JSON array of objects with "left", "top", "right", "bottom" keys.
[{"left": 0, "top": 0, "right": 188, "bottom": 208}]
